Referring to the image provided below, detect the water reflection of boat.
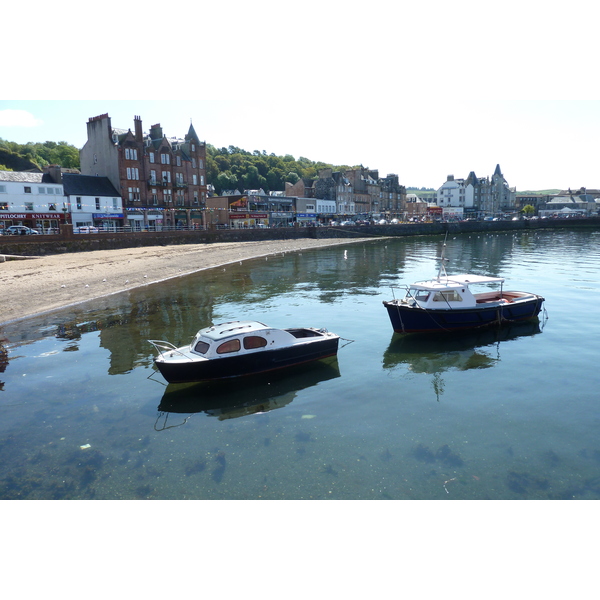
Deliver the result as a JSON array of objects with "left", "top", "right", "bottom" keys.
[
  {"left": 383, "top": 320, "right": 543, "bottom": 374},
  {"left": 155, "top": 357, "right": 341, "bottom": 425}
]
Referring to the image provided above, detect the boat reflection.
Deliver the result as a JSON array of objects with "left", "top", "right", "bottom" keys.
[
  {"left": 382, "top": 320, "right": 543, "bottom": 400},
  {"left": 155, "top": 357, "right": 341, "bottom": 428}
]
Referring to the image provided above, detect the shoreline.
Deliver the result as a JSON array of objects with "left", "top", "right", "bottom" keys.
[{"left": 1, "top": 237, "right": 380, "bottom": 325}]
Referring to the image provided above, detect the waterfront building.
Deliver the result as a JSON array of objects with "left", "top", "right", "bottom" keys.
[
  {"left": 62, "top": 174, "right": 122, "bottom": 231},
  {"left": 435, "top": 165, "right": 516, "bottom": 218},
  {"left": 80, "top": 114, "right": 207, "bottom": 230},
  {"left": 0, "top": 169, "right": 65, "bottom": 233}
]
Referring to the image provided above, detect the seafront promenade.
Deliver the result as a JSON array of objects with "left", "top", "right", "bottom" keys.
[{"left": 2, "top": 217, "right": 599, "bottom": 257}]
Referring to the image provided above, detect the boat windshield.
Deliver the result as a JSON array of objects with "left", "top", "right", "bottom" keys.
[
  {"left": 194, "top": 340, "right": 210, "bottom": 354},
  {"left": 407, "top": 288, "right": 430, "bottom": 302}
]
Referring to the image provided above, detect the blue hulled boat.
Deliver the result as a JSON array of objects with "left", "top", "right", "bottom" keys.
[{"left": 382, "top": 244, "right": 545, "bottom": 334}]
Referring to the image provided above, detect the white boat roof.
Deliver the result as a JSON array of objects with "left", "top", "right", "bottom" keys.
[
  {"left": 198, "top": 321, "right": 271, "bottom": 341},
  {"left": 411, "top": 274, "right": 505, "bottom": 290}
]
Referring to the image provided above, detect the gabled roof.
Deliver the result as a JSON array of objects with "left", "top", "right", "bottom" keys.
[{"left": 62, "top": 174, "right": 121, "bottom": 197}]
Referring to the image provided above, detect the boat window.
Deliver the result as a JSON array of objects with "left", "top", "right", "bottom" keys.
[
  {"left": 243, "top": 336, "right": 268, "bottom": 350},
  {"left": 216, "top": 339, "right": 241, "bottom": 354},
  {"left": 433, "top": 290, "right": 463, "bottom": 302},
  {"left": 412, "top": 290, "right": 430, "bottom": 302},
  {"left": 194, "top": 340, "right": 210, "bottom": 354}
]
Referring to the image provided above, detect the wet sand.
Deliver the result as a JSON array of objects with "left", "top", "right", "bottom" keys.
[{"left": 1, "top": 237, "right": 377, "bottom": 324}]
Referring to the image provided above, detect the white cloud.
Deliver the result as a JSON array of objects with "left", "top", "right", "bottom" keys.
[{"left": 0, "top": 109, "right": 43, "bottom": 128}]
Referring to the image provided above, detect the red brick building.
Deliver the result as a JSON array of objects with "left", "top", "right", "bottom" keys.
[{"left": 80, "top": 114, "right": 207, "bottom": 230}]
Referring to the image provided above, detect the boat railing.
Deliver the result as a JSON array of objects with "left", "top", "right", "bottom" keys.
[{"left": 148, "top": 340, "right": 194, "bottom": 361}]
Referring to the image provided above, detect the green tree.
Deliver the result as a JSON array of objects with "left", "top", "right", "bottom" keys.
[{"left": 522, "top": 204, "right": 535, "bottom": 215}]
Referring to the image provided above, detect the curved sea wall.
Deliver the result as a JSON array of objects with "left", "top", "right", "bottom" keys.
[{"left": 2, "top": 217, "right": 599, "bottom": 257}]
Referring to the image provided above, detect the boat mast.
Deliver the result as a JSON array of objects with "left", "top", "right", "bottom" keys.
[{"left": 436, "top": 232, "right": 449, "bottom": 282}]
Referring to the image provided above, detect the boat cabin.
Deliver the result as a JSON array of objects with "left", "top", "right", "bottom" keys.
[
  {"left": 188, "top": 321, "right": 325, "bottom": 360},
  {"left": 402, "top": 274, "right": 507, "bottom": 310}
]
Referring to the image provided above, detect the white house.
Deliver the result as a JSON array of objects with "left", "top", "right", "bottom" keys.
[
  {"left": 0, "top": 170, "right": 65, "bottom": 233},
  {"left": 62, "top": 174, "right": 123, "bottom": 231},
  {"left": 436, "top": 175, "right": 475, "bottom": 219}
]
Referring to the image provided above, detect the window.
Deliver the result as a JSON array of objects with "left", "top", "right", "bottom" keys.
[
  {"left": 25, "top": 202, "right": 33, "bottom": 211},
  {"left": 125, "top": 148, "right": 138, "bottom": 160},
  {"left": 160, "top": 153, "right": 170, "bottom": 165},
  {"left": 128, "top": 187, "right": 140, "bottom": 201},
  {"left": 217, "top": 339, "right": 241, "bottom": 354},
  {"left": 112, "top": 198, "right": 118, "bottom": 209},
  {"left": 192, "top": 174, "right": 197, "bottom": 185},
  {"left": 149, "top": 152, "right": 155, "bottom": 163},
  {"left": 76, "top": 197, "right": 82, "bottom": 210},
  {"left": 0, "top": 185, "right": 6, "bottom": 193},
  {"left": 243, "top": 336, "right": 267, "bottom": 350},
  {"left": 0, "top": 202, "right": 9, "bottom": 210},
  {"left": 433, "top": 290, "right": 463, "bottom": 302},
  {"left": 38, "top": 187, "right": 46, "bottom": 194},
  {"left": 95, "top": 198, "right": 100, "bottom": 210},
  {"left": 176, "top": 156, "right": 181, "bottom": 166},
  {"left": 162, "top": 171, "right": 171, "bottom": 183},
  {"left": 127, "top": 167, "right": 139, "bottom": 180},
  {"left": 194, "top": 340, "right": 210, "bottom": 354},
  {"left": 24, "top": 186, "right": 32, "bottom": 193}
]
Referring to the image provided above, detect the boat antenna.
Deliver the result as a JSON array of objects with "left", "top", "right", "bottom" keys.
[{"left": 436, "top": 231, "right": 449, "bottom": 281}]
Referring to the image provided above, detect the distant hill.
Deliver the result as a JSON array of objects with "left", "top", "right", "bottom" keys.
[{"left": 517, "top": 190, "right": 561, "bottom": 195}]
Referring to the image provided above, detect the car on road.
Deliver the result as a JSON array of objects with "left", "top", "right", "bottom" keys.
[
  {"left": 3, "top": 225, "right": 40, "bottom": 235},
  {"left": 74, "top": 226, "right": 99, "bottom": 234}
]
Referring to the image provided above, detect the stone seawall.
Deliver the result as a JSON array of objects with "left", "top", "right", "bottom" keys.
[{"left": 2, "top": 218, "right": 599, "bottom": 256}]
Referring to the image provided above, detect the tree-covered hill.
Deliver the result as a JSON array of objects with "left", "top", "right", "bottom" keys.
[
  {"left": 0, "top": 138, "right": 80, "bottom": 171},
  {"left": 205, "top": 144, "right": 357, "bottom": 195}
]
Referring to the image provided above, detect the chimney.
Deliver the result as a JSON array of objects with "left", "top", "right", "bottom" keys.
[
  {"left": 45, "top": 164, "right": 63, "bottom": 183},
  {"left": 134, "top": 115, "right": 143, "bottom": 142},
  {"left": 150, "top": 123, "right": 163, "bottom": 140}
]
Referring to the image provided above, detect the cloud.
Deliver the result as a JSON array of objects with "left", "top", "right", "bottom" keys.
[{"left": 0, "top": 109, "right": 43, "bottom": 127}]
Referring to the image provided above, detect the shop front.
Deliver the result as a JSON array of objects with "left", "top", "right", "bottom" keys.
[
  {"left": 271, "top": 211, "right": 294, "bottom": 227},
  {"left": 0, "top": 212, "right": 64, "bottom": 234},
  {"left": 93, "top": 211, "right": 124, "bottom": 232},
  {"left": 229, "top": 212, "right": 269, "bottom": 229}
]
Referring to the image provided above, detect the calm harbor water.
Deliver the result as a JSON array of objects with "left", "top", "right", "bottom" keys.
[{"left": 1, "top": 229, "right": 599, "bottom": 500}]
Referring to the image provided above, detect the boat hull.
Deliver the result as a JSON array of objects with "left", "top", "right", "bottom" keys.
[
  {"left": 383, "top": 295, "right": 545, "bottom": 334},
  {"left": 155, "top": 336, "right": 340, "bottom": 383}
]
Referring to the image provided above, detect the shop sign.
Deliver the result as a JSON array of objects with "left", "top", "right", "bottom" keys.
[
  {"left": 93, "top": 213, "right": 124, "bottom": 219},
  {"left": 229, "top": 213, "right": 248, "bottom": 219},
  {"left": 0, "top": 213, "right": 62, "bottom": 219},
  {"left": 249, "top": 213, "right": 268, "bottom": 218}
]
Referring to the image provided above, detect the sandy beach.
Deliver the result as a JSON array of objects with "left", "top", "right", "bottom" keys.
[{"left": 1, "top": 237, "right": 377, "bottom": 325}]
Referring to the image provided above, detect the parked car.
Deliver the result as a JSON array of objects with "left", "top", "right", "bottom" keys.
[
  {"left": 74, "top": 226, "right": 99, "bottom": 234},
  {"left": 340, "top": 221, "right": 354, "bottom": 226},
  {"left": 4, "top": 225, "right": 40, "bottom": 235}
]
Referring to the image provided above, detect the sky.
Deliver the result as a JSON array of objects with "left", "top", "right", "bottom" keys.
[{"left": 2, "top": 2, "right": 600, "bottom": 192}]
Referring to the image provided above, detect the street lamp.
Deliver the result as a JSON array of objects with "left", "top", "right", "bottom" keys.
[{"left": 62, "top": 202, "right": 69, "bottom": 225}]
